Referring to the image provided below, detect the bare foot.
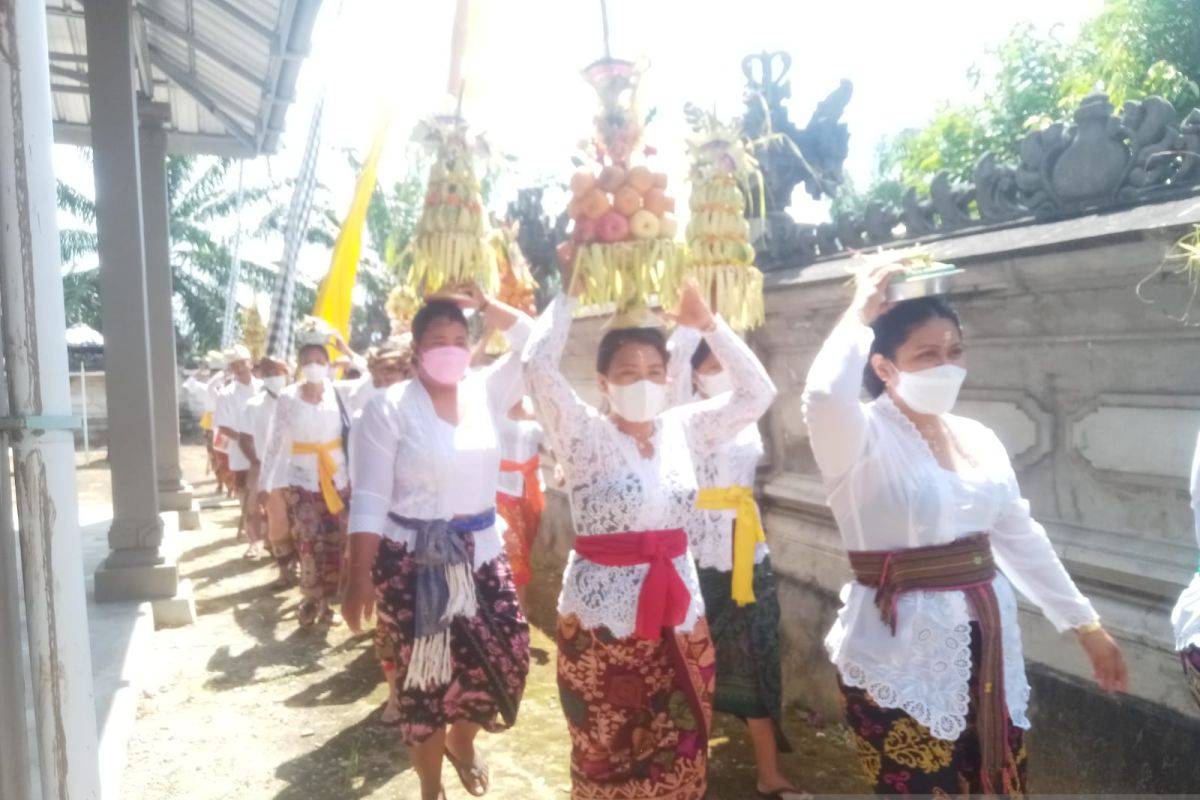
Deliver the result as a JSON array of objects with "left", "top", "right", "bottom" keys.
[{"left": 381, "top": 697, "right": 401, "bottom": 724}]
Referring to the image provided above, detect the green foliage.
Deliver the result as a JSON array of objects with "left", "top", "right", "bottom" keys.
[
  {"left": 57, "top": 152, "right": 327, "bottom": 365},
  {"left": 844, "top": 0, "right": 1200, "bottom": 218}
]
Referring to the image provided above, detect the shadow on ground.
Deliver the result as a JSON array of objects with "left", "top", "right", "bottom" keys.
[{"left": 272, "top": 708, "right": 413, "bottom": 800}]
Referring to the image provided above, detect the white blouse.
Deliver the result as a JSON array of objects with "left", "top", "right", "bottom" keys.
[
  {"left": 496, "top": 415, "right": 545, "bottom": 498},
  {"left": 1172, "top": 431, "right": 1200, "bottom": 651},
  {"left": 242, "top": 390, "right": 278, "bottom": 462},
  {"left": 523, "top": 295, "right": 777, "bottom": 638},
  {"left": 216, "top": 379, "right": 260, "bottom": 471},
  {"left": 348, "top": 319, "right": 532, "bottom": 570},
  {"left": 258, "top": 381, "right": 349, "bottom": 494},
  {"left": 337, "top": 376, "right": 380, "bottom": 419},
  {"left": 801, "top": 319, "right": 1099, "bottom": 740},
  {"left": 667, "top": 326, "right": 770, "bottom": 572}
]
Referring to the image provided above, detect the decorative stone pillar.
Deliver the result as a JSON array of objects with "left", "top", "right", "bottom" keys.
[{"left": 139, "top": 104, "right": 197, "bottom": 527}]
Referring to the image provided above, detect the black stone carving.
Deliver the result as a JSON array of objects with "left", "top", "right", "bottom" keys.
[
  {"left": 741, "top": 50, "right": 852, "bottom": 269},
  {"left": 757, "top": 90, "right": 1200, "bottom": 270},
  {"left": 506, "top": 187, "right": 569, "bottom": 310}
]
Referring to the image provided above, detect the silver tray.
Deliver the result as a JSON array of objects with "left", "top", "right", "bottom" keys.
[{"left": 886, "top": 269, "right": 964, "bottom": 302}]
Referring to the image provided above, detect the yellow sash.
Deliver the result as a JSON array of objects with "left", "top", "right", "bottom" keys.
[
  {"left": 291, "top": 439, "right": 345, "bottom": 514},
  {"left": 199, "top": 410, "right": 213, "bottom": 431},
  {"left": 696, "top": 485, "right": 765, "bottom": 606}
]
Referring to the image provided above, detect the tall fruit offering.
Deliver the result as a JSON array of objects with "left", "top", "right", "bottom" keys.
[
  {"left": 681, "top": 104, "right": 764, "bottom": 330},
  {"left": 563, "top": 58, "right": 682, "bottom": 311}
]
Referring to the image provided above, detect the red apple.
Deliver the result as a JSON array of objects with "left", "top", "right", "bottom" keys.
[
  {"left": 573, "top": 216, "right": 598, "bottom": 243},
  {"left": 596, "top": 210, "right": 631, "bottom": 243}
]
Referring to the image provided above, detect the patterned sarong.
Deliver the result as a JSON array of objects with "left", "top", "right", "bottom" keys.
[
  {"left": 373, "top": 537, "right": 529, "bottom": 747},
  {"left": 839, "top": 624, "right": 1027, "bottom": 796},
  {"left": 556, "top": 614, "right": 715, "bottom": 800},
  {"left": 284, "top": 486, "right": 348, "bottom": 602},
  {"left": 698, "top": 557, "right": 790, "bottom": 751}
]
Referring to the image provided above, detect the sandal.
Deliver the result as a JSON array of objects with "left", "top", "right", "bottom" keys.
[
  {"left": 444, "top": 747, "right": 489, "bottom": 796},
  {"left": 756, "top": 788, "right": 812, "bottom": 800}
]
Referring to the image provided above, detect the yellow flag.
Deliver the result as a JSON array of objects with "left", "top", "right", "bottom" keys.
[{"left": 312, "top": 115, "right": 391, "bottom": 344}]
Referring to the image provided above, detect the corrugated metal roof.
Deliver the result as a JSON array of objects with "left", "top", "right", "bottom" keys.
[{"left": 46, "top": 0, "right": 323, "bottom": 157}]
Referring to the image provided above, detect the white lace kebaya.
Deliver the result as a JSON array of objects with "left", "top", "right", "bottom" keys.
[
  {"left": 1171, "top": 431, "right": 1200, "bottom": 651},
  {"left": 667, "top": 326, "right": 769, "bottom": 572},
  {"left": 258, "top": 380, "right": 348, "bottom": 495},
  {"left": 802, "top": 319, "right": 1100, "bottom": 741},
  {"left": 347, "top": 318, "right": 532, "bottom": 570},
  {"left": 523, "top": 295, "right": 777, "bottom": 639}
]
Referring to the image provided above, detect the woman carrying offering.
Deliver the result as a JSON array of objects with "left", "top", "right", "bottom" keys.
[
  {"left": 523, "top": 271, "right": 776, "bottom": 800},
  {"left": 802, "top": 264, "right": 1128, "bottom": 795},
  {"left": 343, "top": 285, "right": 531, "bottom": 800},
  {"left": 495, "top": 390, "right": 546, "bottom": 612},
  {"left": 258, "top": 319, "right": 351, "bottom": 628},
  {"left": 665, "top": 330, "right": 801, "bottom": 800}
]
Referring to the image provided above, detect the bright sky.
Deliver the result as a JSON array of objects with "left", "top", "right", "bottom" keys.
[{"left": 53, "top": 0, "right": 1105, "bottom": 295}]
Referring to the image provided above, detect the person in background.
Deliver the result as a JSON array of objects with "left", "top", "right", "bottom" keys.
[
  {"left": 202, "top": 350, "right": 228, "bottom": 484},
  {"left": 343, "top": 286, "right": 531, "bottom": 800},
  {"left": 495, "top": 387, "right": 545, "bottom": 612},
  {"left": 258, "top": 319, "right": 351, "bottom": 627},
  {"left": 802, "top": 264, "right": 1127, "bottom": 795},
  {"left": 239, "top": 356, "right": 291, "bottom": 565},
  {"left": 523, "top": 272, "right": 777, "bottom": 800},
  {"left": 666, "top": 329, "right": 801, "bottom": 800},
  {"left": 1172, "top": 431, "right": 1200, "bottom": 709},
  {"left": 215, "top": 345, "right": 259, "bottom": 514},
  {"left": 340, "top": 334, "right": 413, "bottom": 420}
]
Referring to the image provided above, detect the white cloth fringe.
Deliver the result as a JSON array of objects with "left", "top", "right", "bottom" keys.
[{"left": 403, "top": 561, "right": 478, "bottom": 691}]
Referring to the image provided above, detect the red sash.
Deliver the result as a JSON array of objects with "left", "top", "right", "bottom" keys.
[{"left": 574, "top": 528, "right": 690, "bottom": 640}]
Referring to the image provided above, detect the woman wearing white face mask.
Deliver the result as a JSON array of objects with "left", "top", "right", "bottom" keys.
[
  {"left": 343, "top": 286, "right": 532, "bottom": 800},
  {"left": 258, "top": 318, "right": 352, "bottom": 627},
  {"left": 524, "top": 271, "right": 776, "bottom": 800},
  {"left": 665, "top": 332, "right": 800, "bottom": 800},
  {"left": 802, "top": 265, "right": 1128, "bottom": 795}
]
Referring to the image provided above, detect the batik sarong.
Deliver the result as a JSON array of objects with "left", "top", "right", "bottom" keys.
[
  {"left": 839, "top": 625, "right": 1027, "bottom": 796},
  {"left": 556, "top": 614, "right": 715, "bottom": 800},
  {"left": 697, "top": 557, "right": 789, "bottom": 750},
  {"left": 372, "top": 537, "right": 529, "bottom": 747},
  {"left": 284, "top": 486, "right": 348, "bottom": 602}
]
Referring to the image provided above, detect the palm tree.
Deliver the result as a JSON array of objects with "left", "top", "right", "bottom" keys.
[{"left": 57, "top": 152, "right": 335, "bottom": 364}]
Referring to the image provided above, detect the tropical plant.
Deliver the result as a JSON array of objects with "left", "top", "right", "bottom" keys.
[
  {"left": 840, "top": 0, "right": 1200, "bottom": 216},
  {"left": 58, "top": 152, "right": 332, "bottom": 364}
]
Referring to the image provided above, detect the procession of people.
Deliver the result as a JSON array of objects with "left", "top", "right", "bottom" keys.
[{"left": 170, "top": 241, "right": 1155, "bottom": 800}]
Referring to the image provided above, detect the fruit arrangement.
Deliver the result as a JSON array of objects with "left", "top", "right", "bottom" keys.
[
  {"left": 678, "top": 104, "right": 765, "bottom": 330},
  {"left": 406, "top": 114, "right": 498, "bottom": 296},
  {"left": 562, "top": 58, "right": 683, "bottom": 311}
]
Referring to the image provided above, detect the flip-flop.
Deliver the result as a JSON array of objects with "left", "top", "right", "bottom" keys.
[
  {"left": 444, "top": 747, "right": 488, "bottom": 796},
  {"left": 757, "top": 788, "right": 812, "bottom": 800}
]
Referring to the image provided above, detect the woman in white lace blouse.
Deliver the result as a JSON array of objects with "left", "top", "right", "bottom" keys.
[
  {"left": 666, "top": 328, "right": 800, "bottom": 800},
  {"left": 524, "top": 277, "right": 776, "bottom": 800},
  {"left": 802, "top": 265, "right": 1127, "bottom": 795}
]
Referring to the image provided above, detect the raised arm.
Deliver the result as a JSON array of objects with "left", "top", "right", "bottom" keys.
[
  {"left": 801, "top": 264, "right": 902, "bottom": 478},
  {"left": 666, "top": 325, "right": 703, "bottom": 408},
  {"left": 481, "top": 314, "right": 533, "bottom": 416},
  {"left": 521, "top": 293, "right": 594, "bottom": 466}
]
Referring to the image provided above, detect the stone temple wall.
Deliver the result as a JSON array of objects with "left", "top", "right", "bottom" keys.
[{"left": 535, "top": 192, "right": 1200, "bottom": 792}]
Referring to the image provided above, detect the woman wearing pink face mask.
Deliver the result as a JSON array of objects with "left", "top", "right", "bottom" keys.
[
  {"left": 343, "top": 284, "right": 532, "bottom": 800},
  {"left": 524, "top": 266, "right": 776, "bottom": 800},
  {"left": 802, "top": 265, "right": 1128, "bottom": 795}
]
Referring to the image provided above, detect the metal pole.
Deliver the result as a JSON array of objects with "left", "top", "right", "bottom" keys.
[
  {"left": 79, "top": 363, "right": 89, "bottom": 462},
  {"left": 0, "top": 0, "right": 102, "bottom": 797}
]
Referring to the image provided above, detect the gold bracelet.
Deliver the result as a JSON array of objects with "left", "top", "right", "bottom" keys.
[{"left": 1075, "top": 619, "right": 1103, "bottom": 636}]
